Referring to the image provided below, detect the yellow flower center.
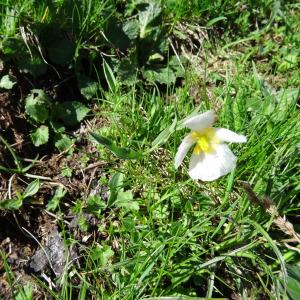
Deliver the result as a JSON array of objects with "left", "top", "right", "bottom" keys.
[{"left": 191, "top": 127, "right": 219, "bottom": 155}]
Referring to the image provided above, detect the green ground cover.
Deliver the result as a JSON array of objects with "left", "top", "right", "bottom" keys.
[{"left": 0, "top": 0, "right": 300, "bottom": 299}]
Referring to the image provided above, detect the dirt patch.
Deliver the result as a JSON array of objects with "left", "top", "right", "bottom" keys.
[
  {"left": 0, "top": 92, "right": 14, "bottom": 130},
  {"left": 0, "top": 89, "right": 32, "bottom": 153},
  {"left": 0, "top": 80, "right": 110, "bottom": 297},
  {"left": 0, "top": 161, "right": 106, "bottom": 298},
  {"left": 0, "top": 128, "right": 111, "bottom": 298},
  {"left": 0, "top": 210, "right": 54, "bottom": 299}
]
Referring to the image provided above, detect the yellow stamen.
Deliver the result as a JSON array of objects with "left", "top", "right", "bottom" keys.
[{"left": 191, "top": 127, "right": 219, "bottom": 155}]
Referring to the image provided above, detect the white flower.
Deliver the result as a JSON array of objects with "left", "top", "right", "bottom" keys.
[{"left": 175, "top": 110, "right": 247, "bottom": 181}]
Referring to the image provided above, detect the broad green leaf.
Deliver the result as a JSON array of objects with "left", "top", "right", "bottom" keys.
[
  {"left": 86, "top": 195, "right": 107, "bottom": 216},
  {"left": 142, "top": 65, "right": 176, "bottom": 84},
  {"left": 138, "top": 27, "right": 168, "bottom": 62},
  {"left": 2, "top": 37, "right": 47, "bottom": 77},
  {"left": 116, "top": 199, "right": 139, "bottom": 211},
  {"left": 143, "top": 54, "right": 185, "bottom": 84},
  {"left": 109, "top": 172, "right": 124, "bottom": 190},
  {"left": 285, "top": 265, "right": 300, "bottom": 300},
  {"left": 91, "top": 133, "right": 141, "bottom": 160},
  {"left": 38, "top": 25, "right": 75, "bottom": 66},
  {"left": 23, "top": 179, "right": 40, "bottom": 198},
  {"left": 115, "top": 190, "right": 139, "bottom": 211},
  {"left": 117, "top": 58, "right": 138, "bottom": 85},
  {"left": 46, "top": 186, "right": 67, "bottom": 211},
  {"left": 0, "top": 75, "right": 16, "bottom": 89},
  {"left": 108, "top": 172, "right": 124, "bottom": 206},
  {"left": 148, "top": 53, "right": 164, "bottom": 62},
  {"left": 138, "top": 2, "right": 162, "bottom": 38},
  {"left": 30, "top": 125, "right": 49, "bottom": 146},
  {"left": 105, "top": 20, "right": 131, "bottom": 50},
  {"left": 55, "top": 134, "right": 73, "bottom": 152},
  {"left": 90, "top": 245, "right": 114, "bottom": 267},
  {"left": 0, "top": 196, "right": 23, "bottom": 210},
  {"left": 103, "top": 59, "right": 117, "bottom": 93},
  {"left": 168, "top": 55, "right": 186, "bottom": 77},
  {"left": 2, "top": 8, "right": 17, "bottom": 36},
  {"left": 25, "top": 89, "right": 50, "bottom": 123},
  {"left": 274, "top": 88, "right": 299, "bottom": 121},
  {"left": 116, "top": 190, "right": 133, "bottom": 202},
  {"left": 52, "top": 101, "right": 90, "bottom": 126},
  {"left": 123, "top": 19, "right": 139, "bottom": 41},
  {"left": 50, "top": 121, "right": 65, "bottom": 134},
  {"left": 155, "top": 28, "right": 169, "bottom": 54},
  {"left": 47, "top": 35, "right": 75, "bottom": 66},
  {"left": 77, "top": 74, "right": 100, "bottom": 100}
]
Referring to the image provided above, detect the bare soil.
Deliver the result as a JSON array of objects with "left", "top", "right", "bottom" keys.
[{"left": 0, "top": 82, "right": 109, "bottom": 298}]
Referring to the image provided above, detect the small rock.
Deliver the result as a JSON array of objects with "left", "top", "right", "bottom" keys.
[{"left": 29, "top": 228, "right": 66, "bottom": 276}]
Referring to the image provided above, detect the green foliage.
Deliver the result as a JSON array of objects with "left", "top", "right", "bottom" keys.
[
  {"left": 142, "top": 56, "right": 185, "bottom": 84},
  {"left": 46, "top": 186, "right": 67, "bottom": 211},
  {"left": 150, "top": 116, "right": 177, "bottom": 152},
  {"left": 52, "top": 101, "right": 90, "bottom": 126},
  {"left": 0, "top": 134, "right": 38, "bottom": 174},
  {"left": 30, "top": 125, "right": 49, "bottom": 147},
  {"left": 86, "top": 195, "right": 106, "bottom": 217},
  {"left": 25, "top": 89, "right": 50, "bottom": 123},
  {"left": 0, "top": 0, "right": 186, "bottom": 95},
  {"left": 102, "top": 1, "right": 185, "bottom": 86},
  {"left": 77, "top": 74, "right": 100, "bottom": 100},
  {"left": 115, "top": 190, "right": 139, "bottom": 211},
  {"left": 138, "top": 1, "right": 162, "bottom": 39},
  {"left": 106, "top": 172, "right": 138, "bottom": 211},
  {"left": 285, "top": 265, "right": 300, "bottom": 300},
  {"left": 0, "top": 179, "right": 40, "bottom": 210},
  {"left": 61, "top": 167, "right": 72, "bottom": 178},
  {"left": 164, "top": 0, "right": 278, "bottom": 35},
  {"left": 108, "top": 172, "right": 124, "bottom": 206},
  {"left": 90, "top": 245, "right": 114, "bottom": 267},
  {"left": 1, "top": 36, "right": 48, "bottom": 77},
  {"left": 24, "top": 89, "right": 89, "bottom": 148},
  {"left": 23, "top": 179, "right": 40, "bottom": 198},
  {"left": 14, "top": 284, "right": 33, "bottom": 300},
  {"left": 91, "top": 132, "right": 141, "bottom": 160},
  {"left": 38, "top": 24, "right": 75, "bottom": 66},
  {"left": 103, "top": 58, "right": 117, "bottom": 93},
  {"left": 0, "top": 74, "right": 16, "bottom": 89},
  {"left": 277, "top": 50, "right": 299, "bottom": 73},
  {"left": 54, "top": 134, "right": 73, "bottom": 152}
]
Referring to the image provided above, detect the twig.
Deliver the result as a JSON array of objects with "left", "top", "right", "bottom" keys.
[
  {"left": 238, "top": 181, "right": 300, "bottom": 243},
  {"left": 8, "top": 173, "right": 16, "bottom": 199}
]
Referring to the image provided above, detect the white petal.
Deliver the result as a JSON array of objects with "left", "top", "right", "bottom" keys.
[
  {"left": 183, "top": 110, "right": 215, "bottom": 131},
  {"left": 188, "top": 144, "right": 237, "bottom": 181},
  {"left": 215, "top": 128, "right": 247, "bottom": 143},
  {"left": 174, "top": 134, "right": 195, "bottom": 169}
]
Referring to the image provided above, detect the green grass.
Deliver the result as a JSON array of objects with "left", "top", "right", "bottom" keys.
[
  {"left": 91, "top": 66, "right": 299, "bottom": 299},
  {"left": 0, "top": 0, "right": 300, "bottom": 299}
]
